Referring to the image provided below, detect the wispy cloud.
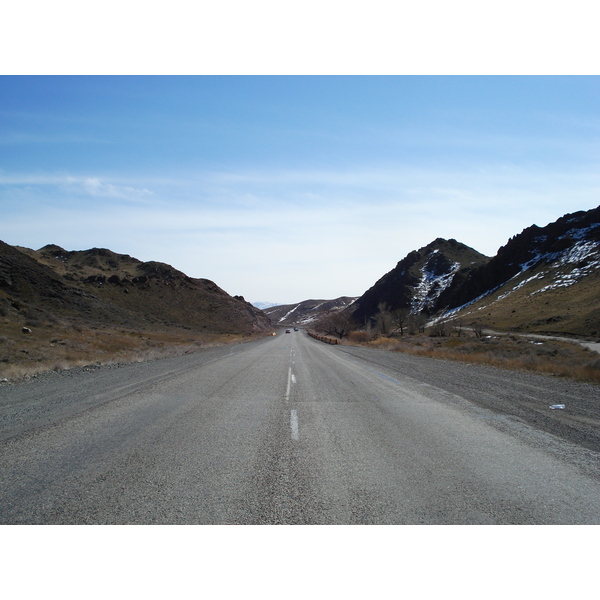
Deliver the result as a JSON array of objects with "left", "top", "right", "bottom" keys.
[
  {"left": 2, "top": 163, "right": 599, "bottom": 303},
  {"left": 76, "top": 177, "right": 154, "bottom": 201},
  {"left": 0, "top": 173, "right": 154, "bottom": 204}
]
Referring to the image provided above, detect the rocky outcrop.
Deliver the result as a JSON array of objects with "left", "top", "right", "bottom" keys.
[
  {"left": 351, "top": 238, "right": 489, "bottom": 325},
  {"left": 0, "top": 241, "right": 272, "bottom": 335}
]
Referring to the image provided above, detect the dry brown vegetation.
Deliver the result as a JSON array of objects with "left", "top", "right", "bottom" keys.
[
  {"left": 345, "top": 330, "right": 600, "bottom": 384},
  {"left": 0, "top": 318, "right": 266, "bottom": 381},
  {"left": 0, "top": 241, "right": 274, "bottom": 380},
  {"left": 449, "top": 267, "right": 600, "bottom": 338}
]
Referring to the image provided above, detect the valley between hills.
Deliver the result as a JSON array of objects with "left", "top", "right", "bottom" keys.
[{"left": 1, "top": 205, "right": 599, "bottom": 383}]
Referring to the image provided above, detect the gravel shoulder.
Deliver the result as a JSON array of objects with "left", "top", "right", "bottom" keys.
[
  {"left": 0, "top": 339, "right": 270, "bottom": 442},
  {"left": 336, "top": 344, "right": 600, "bottom": 456}
]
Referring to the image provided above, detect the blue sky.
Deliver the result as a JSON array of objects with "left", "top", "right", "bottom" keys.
[{"left": 1, "top": 76, "right": 599, "bottom": 304}]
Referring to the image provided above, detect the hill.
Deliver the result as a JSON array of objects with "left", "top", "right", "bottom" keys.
[
  {"left": 345, "top": 206, "right": 600, "bottom": 339},
  {"left": 350, "top": 238, "right": 489, "bottom": 326},
  {"left": 13, "top": 244, "right": 271, "bottom": 334},
  {"left": 0, "top": 241, "right": 272, "bottom": 378},
  {"left": 437, "top": 206, "right": 600, "bottom": 337}
]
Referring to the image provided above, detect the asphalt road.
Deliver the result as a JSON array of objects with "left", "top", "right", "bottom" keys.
[{"left": 1, "top": 330, "right": 599, "bottom": 524}]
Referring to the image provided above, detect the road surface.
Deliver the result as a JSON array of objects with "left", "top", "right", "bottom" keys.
[{"left": 1, "top": 330, "right": 599, "bottom": 524}]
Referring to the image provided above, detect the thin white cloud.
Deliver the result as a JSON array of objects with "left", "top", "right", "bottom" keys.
[
  {"left": 78, "top": 177, "right": 154, "bottom": 201},
  {"left": 0, "top": 173, "right": 154, "bottom": 204},
  {"left": 2, "top": 163, "right": 599, "bottom": 303}
]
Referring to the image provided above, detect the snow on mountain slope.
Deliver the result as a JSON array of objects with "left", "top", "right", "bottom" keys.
[
  {"left": 264, "top": 297, "right": 358, "bottom": 326},
  {"left": 351, "top": 238, "right": 489, "bottom": 325},
  {"left": 411, "top": 251, "right": 462, "bottom": 314},
  {"left": 433, "top": 211, "right": 600, "bottom": 337}
]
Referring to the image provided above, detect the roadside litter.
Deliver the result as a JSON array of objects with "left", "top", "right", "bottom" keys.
[{"left": 549, "top": 404, "right": 566, "bottom": 410}]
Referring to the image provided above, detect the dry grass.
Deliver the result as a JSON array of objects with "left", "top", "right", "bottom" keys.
[
  {"left": 344, "top": 331, "right": 600, "bottom": 384},
  {"left": 0, "top": 318, "right": 266, "bottom": 381},
  {"left": 447, "top": 268, "right": 600, "bottom": 338}
]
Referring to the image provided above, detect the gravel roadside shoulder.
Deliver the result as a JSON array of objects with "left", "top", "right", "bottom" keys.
[{"left": 336, "top": 344, "right": 600, "bottom": 456}]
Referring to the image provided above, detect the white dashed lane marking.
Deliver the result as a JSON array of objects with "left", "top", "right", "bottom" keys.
[
  {"left": 285, "top": 367, "right": 292, "bottom": 401},
  {"left": 290, "top": 409, "right": 299, "bottom": 440}
]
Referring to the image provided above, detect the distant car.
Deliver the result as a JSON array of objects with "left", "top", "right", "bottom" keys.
[
  {"left": 294, "top": 327, "right": 299, "bottom": 331},
  {"left": 285, "top": 329, "right": 291, "bottom": 333}
]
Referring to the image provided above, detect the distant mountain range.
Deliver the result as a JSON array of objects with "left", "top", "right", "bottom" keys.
[
  {"left": 252, "top": 301, "right": 282, "bottom": 310},
  {"left": 263, "top": 297, "right": 358, "bottom": 327}
]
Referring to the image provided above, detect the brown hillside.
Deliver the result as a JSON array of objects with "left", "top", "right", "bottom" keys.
[
  {"left": 1, "top": 241, "right": 272, "bottom": 378},
  {"left": 12, "top": 244, "right": 271, "bottom": 334},
  {"left": 446, "top": 262, "right": 600, "bottom": 338}
]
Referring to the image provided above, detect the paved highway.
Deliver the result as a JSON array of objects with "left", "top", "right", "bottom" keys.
[{"left": 1, "top": 330, "right": 599, "bottom": 524}]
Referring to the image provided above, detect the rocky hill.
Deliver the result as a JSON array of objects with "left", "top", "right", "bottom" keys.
[
  {"left": 0, "top": 241, "right": 272, "bottom": 371},
  {"left": 348, "top": 206, "right": 600, "bottom": 338},
  {"left": 350, "top": 238, "right": 489, "bottom": 326},
  {"left": 264, "top": 297, "right": 358, "bottom": 327},
  {"left": 7, "top": 243, "right": 271, "bottom": 335},
  {"left": 437, "top": 206, "right": 600, "bottom": 309},
  {"left": 437, "top": 206, "right": 600, "bottom": 337}
]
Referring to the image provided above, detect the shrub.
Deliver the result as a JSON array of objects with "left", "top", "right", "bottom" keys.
[
  {"left": 348, "top": 331, "right": 370, "bottom": 344},
  {"left": 342, "top": 329, "right": 600, "bottom": 384}
]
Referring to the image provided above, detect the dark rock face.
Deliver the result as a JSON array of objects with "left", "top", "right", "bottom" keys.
[
  {"left": 437, "top": 206, "right": 600, "bottom": 311},
  {"left": 425, "top": 251, "right": 454, "bottom": 277},
  {"left": 347, "top": 206, "right": 600, "bottom": 335},
  {"left": 351, "top": 238, "right": 489, "bottom": 324}
]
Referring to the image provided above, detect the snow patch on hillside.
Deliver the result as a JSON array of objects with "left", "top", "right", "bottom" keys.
[
  {"left": 279, "top": 304, "right": 300, "bottom": 323},
  {"left": 496, "top": 273, "right": 545, "bottom": 301},
  {"left": 411, "top": 260, "right": 460, "bottom": 313},
  {"left": 529, "top": 239, "right": 600, "bottom": 296},
  {"left": 433, "top": 230, "right": 600, "bottom": 323}
]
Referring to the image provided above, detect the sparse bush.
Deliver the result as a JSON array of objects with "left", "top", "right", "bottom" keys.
[
  {"left": 451, "top": 319, "right": 464, "bottom": 337},
  {"left": 587, "top": 358, "right": 600, "bottom": 370},
  {"left": 472, "top": 321, "right": 484, "bottom": 338},
  {"left": 408, "top": 313, "right": 427, "bottom": 334},
  {"left": 429, "top": 321, "right": 447, "bottom": 337},
  {"left": 341, "top": 329, "right": 600, "bottom": 384},
  {"left": 316, "top": 311, "right": 355, "bottom": 339},
  {"left": 348, "top": 331, "right": 370, "bottom": 344}
]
